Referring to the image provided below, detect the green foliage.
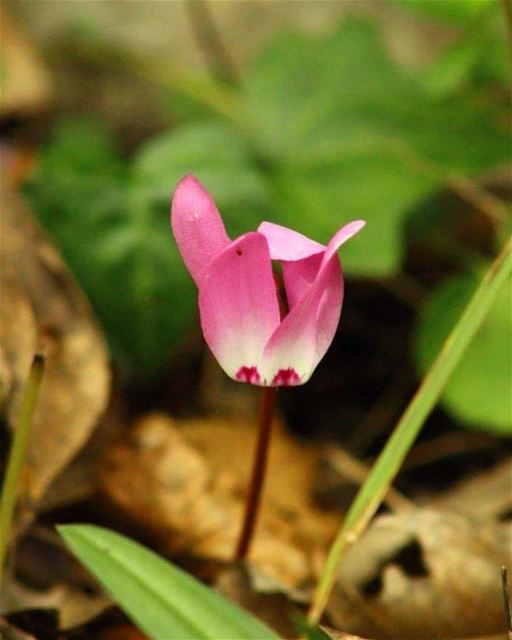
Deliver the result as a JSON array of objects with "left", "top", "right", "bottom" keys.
[
  {"left": 25, "top": 120, "right": 182, "bottom": 372},
  {"left": 25, "top": 120, "right": 268, "bottom": 373},
  {"left": 25, "top": 17, "right": 509, "bottom": 376},
  {"left": 415, "top": 267, "right": 512, "bottom": 434},
  {"left": 134, "top": 120, "right": 272, "bottom": 238},
  {"left": 394, "top": 0, "right": 507, "bottom": 94},
  {"left": 58, "top": 525, "right": 280, "bottom": 640},
  {"left": 238, "top": 18, "right": 508, "bottom": 274}
]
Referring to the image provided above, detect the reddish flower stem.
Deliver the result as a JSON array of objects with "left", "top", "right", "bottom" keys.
[{"left": 235, "top": 386, "right": 277, "bottom": 561}]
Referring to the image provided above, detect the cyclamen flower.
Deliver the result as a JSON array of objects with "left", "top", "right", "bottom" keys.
[{"left": 171, "top": 175, "right": 365, "bottom": 387}]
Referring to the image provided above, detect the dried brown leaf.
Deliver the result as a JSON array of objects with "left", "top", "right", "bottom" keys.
[
  {"left": 328, "top": 509, "right": 511, "bottom": 639},
  {"left": 97, "top": 413, "right": 338, "bottom": 588},
  {"left": 7, "top": 580, "right": 111, "bottom": 631},
  {"left": 0, "top": 188, "right": 110, "bottom": 503},
  {"left": 0, "top": 7, "right": 52, "bottom": 117},
  {"left": 429, "top": 457, "right": 512, "bottom": 522}
]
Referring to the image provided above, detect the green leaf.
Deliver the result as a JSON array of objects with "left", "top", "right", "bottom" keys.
[
  {"left": 133, "top": 120, "right": 272, "bottom": 238},
  {"left": 241, "top": 18, "right": 509, "bottom": 275},
  {"left": 24, "top": 119, "right": 196, "bottom": 372},
  {"left": 414, "top": 267, "right": 512, "bottom": 434},
  {"left": 25, "top": 119, "right": 271, "bottom": 372},
  {"left": 58, "top": 525, "right": 280, "bottom": 640},
  {"left": 271, "top": 158, "right": 434, "bottom": 275},
  {"left": 422, "top": 37, "right": 480, "bottom": 98}
]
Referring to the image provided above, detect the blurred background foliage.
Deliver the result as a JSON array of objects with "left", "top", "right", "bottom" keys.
[{"left": 7, "top": 0, "right": 510, "bottom": 434}]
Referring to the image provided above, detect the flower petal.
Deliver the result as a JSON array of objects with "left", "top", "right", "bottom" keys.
[
  {"left": 258, "top": 222, "right": 325, "bottom": 261},
  {"left": 320, "top": 220, "right": 366, "bottom": 268},
  {"left": 171, "top": 175, "right": 230, "bottom": 286},
  {"left": 261, "top": 258, "right": 343, "bottom": 385},
  {"left": 281, "top": 254, "right": 323, "bottom": 310},
  {"left": 261, "top": 220, "right": 365, "bottom": 385},
  {"left": 199, "top": 232, "right": 281, "bottom": 384}
]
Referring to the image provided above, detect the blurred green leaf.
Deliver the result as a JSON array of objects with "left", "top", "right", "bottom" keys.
[
  {"left": 26, "top": 120, "right": 272, "bottom": 372},
  {"left": 421, "top": 9, "right": 508, "bottom": 97},
  {"left": 24, "top": 120, "right": 142, "bottom": 367},
  {"left": 241, "top": 18, "right": 508, "bottom": 274},
  {"left": 423, "top": 37, "right": 480, "bottom": 98},
  {"left": 414, "top": 268, "right": 512, "bottom": 434},
  {"left": 24, "top": 18, "right": 510, "bottom": 373},
  {"left": 393, "top": 0, "right": 497, "bottom": 25},
  {"left": 25, "top": 119, "right": 186, "bottom": 373},
  {"left": 133, "top": 120, "right": 272, "bottom": 237},
  {"left": 58, "top": 525, "right": 280, "bottom": 640}
]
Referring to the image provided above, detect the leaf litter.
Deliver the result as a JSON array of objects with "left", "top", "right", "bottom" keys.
[{"left": 0, "top": 189, "right": 111, "bottom": 506}]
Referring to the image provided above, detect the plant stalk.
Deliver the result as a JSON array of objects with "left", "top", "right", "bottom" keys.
[
  {"left": 235, "top": 386, "right": 277, "bottom": 561},
  {"left": 0, "top": 353, "right": 45, "bottom": 596},
  {"left": 502, "top": 566, "right": 512, "bottom": 639},
  {"left": 307, "top": 237, "right": 512, "bottom": 625},
  {"left": 186, "top": 0, "right": 240, "bottom": 87}
]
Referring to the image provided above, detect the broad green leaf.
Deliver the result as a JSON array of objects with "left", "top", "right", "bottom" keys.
[
  {"left": 25, "top": 120, "right": 270, "bottom": 372},
  {"left": 133, "top": 120, "right": 272, "bottom": 238},
  {"left": 58, "top": 525, "right": 280, "bottom": 640},
  {"left": 272, "top": 158, "right": 434, "bottom": 275},
  {"left": 422, "top": 25, "right": 508, "bottom": 97},
  {"left": 25, "top": 120, "right": 197, "bottom": 372},
  {"left": 422, "top": 37, "right": 480, "bottom": 98},
  {"left": 241, "top": 19, "right": 509, "bottom": 275},
  {"left": 414, "top": 268, "right": 512, "bottom": 434}
]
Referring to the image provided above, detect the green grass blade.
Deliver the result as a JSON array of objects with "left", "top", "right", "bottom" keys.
[
  {"left": 308, "top": 236, "right": 512, "bottom": 624},
  {"left": 0, "top": 353, "right": 45, "bottom": 594},
  {"left": 58, "top": 524, "right": 280, "bottom": 640}
]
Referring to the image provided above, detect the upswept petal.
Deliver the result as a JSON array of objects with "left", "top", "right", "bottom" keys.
[
  {"left": 171, "top": 175, "right": 230, "bottom": 286},
  {"left": 320, "top": 220, "right": 366, "bottom": 268},
  {"left": 258, "top": 222, "right": 325, "bottom": 261},
  {"left": 261, "top": 220, "right": 366, "bottom": 385},
  {"left": 198, "top": 232, "right": 280, "bottom": 384}
]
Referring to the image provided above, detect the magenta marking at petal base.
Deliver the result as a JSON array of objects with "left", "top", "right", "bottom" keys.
[
  {"left": 272, "top": 368, "right": 300, "bottom": 386},
  {"left": 236, "top": 366, "right": 261, "bottom": 384}
]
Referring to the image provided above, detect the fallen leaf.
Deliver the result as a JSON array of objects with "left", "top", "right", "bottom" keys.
[
  {"left": 0, "top": 187, "right": 110, "bottom": 504},
  {"left": 429, "top": 457, "right": 512, "bottom": 522},
  {"left": 0, "top": 7, "right": 52, "bottom": 117},
  {"left": 7, "top": 581, "right": 111, "bottom": 631},
  {"left": 182, "top": 414, "right": 339, "bottom": 542},
  {"left": 328, "top": 508, "right": 511, "bottom": 639},
  {"left": 97, "top": 413, "right": 339, "bottom": 589}
]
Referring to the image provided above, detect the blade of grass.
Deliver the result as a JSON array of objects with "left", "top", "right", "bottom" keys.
[
  {"left": 308, "top": 236, "right": 512, "bottom": 624},
  {"left": 0, "top": 353, "right": 45, "bottom": 595}
]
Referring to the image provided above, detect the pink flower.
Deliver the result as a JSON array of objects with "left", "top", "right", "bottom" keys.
[{"left": 171, "top": 175, "right": 365, "bottom": 387}]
